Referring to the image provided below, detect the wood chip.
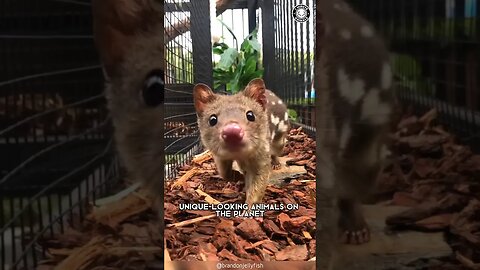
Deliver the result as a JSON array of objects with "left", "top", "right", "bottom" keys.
[{"left": 171, "top": 168, "right": 199, "bottom": 190}]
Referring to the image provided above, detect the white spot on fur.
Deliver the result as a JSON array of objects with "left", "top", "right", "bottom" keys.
[
  {"left": 271, "top": 132, "right": 276, "bottom": 141},
  {"left": 337, "top": 68, "right": 366, "bottom": 104},
  {"left": 340, "top": 29, "right": 352, "bottom": 40},
  {"left": 361, "top": 89, "right": 392, "bottom": 125},
  {"left": 278, "top": 121, "right": 288, "bottom": 132},
  {"left": 360, "top": 25, "right": 374, "bottom": 37},
  {"left": 284, "top": 111, "right": 289, "bottom": 121},
  {"left": 381, "top": 62, "right": 392, "bottom": 90},
  {"left": 271, "top": 101, "right": 276, "bottom": 105},
  {"left": 271, "top": 115, "right": 280, "bottom": 125},
  {"left": 278, "top": 100, "right": 283, "bottom": 105},
  {"left": 338, "top": 122, "right": 351, "bottom": 157}
]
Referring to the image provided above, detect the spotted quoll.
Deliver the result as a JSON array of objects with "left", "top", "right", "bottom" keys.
[
  {"left": 315, "top": 0, "right": 397, "bottom": 245},
  {"left": 92, "top": 0, "right": 165, "bottom": 229},
  {"left": 193, "top": 79, "right": 289, "bottom": 207}
]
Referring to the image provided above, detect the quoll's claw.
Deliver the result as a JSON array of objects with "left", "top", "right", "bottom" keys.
[
  {"left": 271, "top": 163, "right": 282, "bottom": 170},
  {"left": 340, "top": 228, "right": 371, "bottom": 245}
]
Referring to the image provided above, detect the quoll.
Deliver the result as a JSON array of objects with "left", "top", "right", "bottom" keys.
[
  {"left": 316, "top": 0, "right": 397, "bottom": 245},
  {"left": 193, "top": 79, "right": 290, "bottom": 207}
]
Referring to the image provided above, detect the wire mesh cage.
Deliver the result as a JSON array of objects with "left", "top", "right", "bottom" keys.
[
  {"left": 209, "top": 0, "right": 316, "bottom": 132},
  {"left": 164, "top": 0, "right": 212, "bottom": 180},
  {"left": 350, "top": 0, "right": 480, "bottom": 150},
  {"left": 0, "top": 1, "right": 120, "bottom": 269},
  {"left": 263, "top": 0, "right": 316, "bottom": 133}
]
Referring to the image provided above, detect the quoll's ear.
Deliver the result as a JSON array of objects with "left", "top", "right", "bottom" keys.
[
  {"left": 243, "top": 78, "right": 267, "bottom": 109},
  {"left": 92, "top": 0, "right": 160, "bottom": 78},
  {"left": 193, "top": 84, "right": 216, "bottom": 114}
]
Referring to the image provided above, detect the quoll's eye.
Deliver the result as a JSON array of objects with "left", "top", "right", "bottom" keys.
[
  {"left": 246, "top": 111, "right": 255, "bottom": 122},
  {"left": 209, "top": 114, "right": 218, "bottom": 126},
  {"left": 142, "top": 69, "right": 164, "bottom": 107}
]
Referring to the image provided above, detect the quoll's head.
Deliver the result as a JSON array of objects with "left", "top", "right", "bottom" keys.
[
  {"left": 91, "top": 0, "right": 165, "bottom": 192},
  {"left": 193, "top": 79, "right": 269, "bottom": 159},
  {"left": 92, "top": 0, "right": 165, "bottom": 113}
]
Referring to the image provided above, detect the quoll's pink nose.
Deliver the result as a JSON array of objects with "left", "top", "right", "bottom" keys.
[{"left": 221, "top": 123, "right": 244, "bottom": 144}]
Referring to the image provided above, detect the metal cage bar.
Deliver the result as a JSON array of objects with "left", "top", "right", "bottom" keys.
[
  {"left": 0, "top": 1, "right": 120, "bottom": 268},
  {"left": 262, "top": 0, "right": 316, "bottom": 128},
  {"left": 164, "top": 0, "right": 212, "bottom": 180}
]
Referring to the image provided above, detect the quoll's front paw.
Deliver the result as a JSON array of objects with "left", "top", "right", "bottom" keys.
[
  {"left": 338, "top": 214, "right": 370, "bottom": 245},
  {"left": 271, "top": 156, "right": 282, "bottom": 170}
]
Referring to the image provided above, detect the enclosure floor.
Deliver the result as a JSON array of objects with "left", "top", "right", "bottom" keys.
[{"left": 334, "top": 205, "right": 451, "bottom": 270}]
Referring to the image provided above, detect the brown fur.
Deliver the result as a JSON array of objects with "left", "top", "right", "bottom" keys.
[
  {"left": 91, "top": 0, "right": 165, "bottom": 230},
  {"left": 193, "top": 79, "right": 289, "bottom": 206},
  {"left": 315, "top": 0, "right": 398, "bottom": 257}
]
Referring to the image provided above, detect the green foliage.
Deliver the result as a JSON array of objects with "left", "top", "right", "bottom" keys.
[
  {"left": 392, "top": 53, "right": 436, "bottom": 96},
  {"left": 212, "top": 27, "right": 264, "bottom": 93},
  {"left": 287, "top": 109, "right": 298, "bottom": 122},
  {"left": 387, "top": 18, "right": 477, "bottom": 40},
  {"left": 166, "top": 46, "right": 193, "bottom": 83}
]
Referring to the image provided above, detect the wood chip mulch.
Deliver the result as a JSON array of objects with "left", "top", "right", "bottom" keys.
[
  {"left": 377, "top": 108, "right": 480, "bottom": 268},
  {"left": 36, "top": 190, "right": 164, "bottom": 270}
]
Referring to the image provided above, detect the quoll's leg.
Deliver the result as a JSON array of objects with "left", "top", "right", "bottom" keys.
[
  {"left": 245, "top": 172, "right": 269, "bottom": 207},
  {"left": 214, "top": 156, "right": 234, "bottom": 180},
  {"left": 337, "top": 198, "right": 370, "bottom": 244},
  {"left": 336, "top": 147, "right": 382, "bottom": 245},
  {"left": 241, "top": 158, "right": 270, "bottom": 208},
  {"left": 244, "top": 172, "right": 269, "bottom": 222},
  {"left": 270, "top": 134, "right": 286, "bottom": 170}
]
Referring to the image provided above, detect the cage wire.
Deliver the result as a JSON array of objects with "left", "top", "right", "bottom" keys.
[
  {"left": 216, "top": 8, "right": 263, "bottom": 52},
  {"left": 350, "top": 0, "right": 480, "bottom": 151},
  {"left": 213, "top": 1, "right": 316, "bottom": 135},
  {"left": 164, "top": 0, "right": 212, "bottom": 180},
  {"left": 0, "top": 0, "right": 120, "bottom": 269},
  {"left": 266, "top": 0, "right": 316, "bottom": 134}
]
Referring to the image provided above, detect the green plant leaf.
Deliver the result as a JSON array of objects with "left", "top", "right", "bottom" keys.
[
  {"left": 288, "top": 109, "right": 298, "bottom": 121},
  {"left": 212, "top": 25, "right": 265, "bottom": 94},
  {"left": 247, "top": 37, "right": 261, "bottom": 52},
  {"left": 213, "top": 47, "right": 224, "bottom": 55},
  {"left": 217, "top": 48, "right": 238, "bottom": 71},
  {"left": 392, "top": 54, "right": 422, "bottom": 79},
  {"left": 252, "top": 69, "right": 264, "bottom": 78},
  {"left": 244, "top": 56, "right": 257, "bottom": 76}
]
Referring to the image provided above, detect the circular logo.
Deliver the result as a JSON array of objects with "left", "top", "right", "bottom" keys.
[{"left": 293, "top": 4, "right": 310, "bottom": 22}]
